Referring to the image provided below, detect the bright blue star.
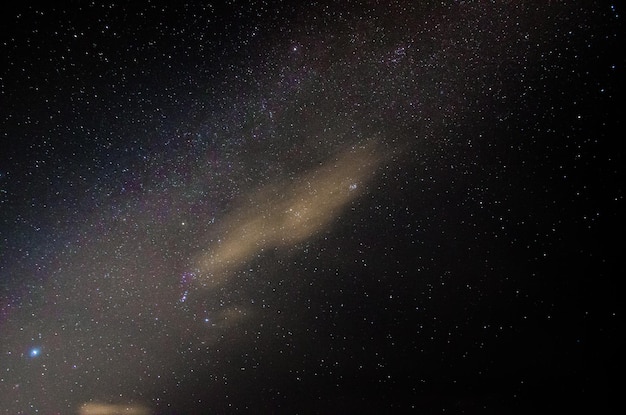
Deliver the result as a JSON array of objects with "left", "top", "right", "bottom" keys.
[{"left": 29, "top": 347, "right": 41, "bottom": 358}]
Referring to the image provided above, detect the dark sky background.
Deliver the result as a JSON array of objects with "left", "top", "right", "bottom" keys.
[{"left": 0, "top": 1, "right": 623, "bottom": 414}]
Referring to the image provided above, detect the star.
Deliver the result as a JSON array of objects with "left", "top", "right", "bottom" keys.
[{"left": 28, "top": 347, "right": 41, "bottom": 358}]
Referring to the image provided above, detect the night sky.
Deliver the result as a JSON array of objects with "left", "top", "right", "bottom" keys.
[{"left": 0, "top": 1, "right": 623, "bottom": 414}]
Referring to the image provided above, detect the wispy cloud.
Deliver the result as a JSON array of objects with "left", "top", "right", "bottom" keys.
[
  {"left": 78, "top": 402, "right": 151, "bottom": 415},
  {"left": 194, "top": 140, "right": 384, "bottom": 288}
]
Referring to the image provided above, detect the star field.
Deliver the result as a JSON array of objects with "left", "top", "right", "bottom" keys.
[{"left": 0, "top": 1, "right": 623, "bottom": 414}]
